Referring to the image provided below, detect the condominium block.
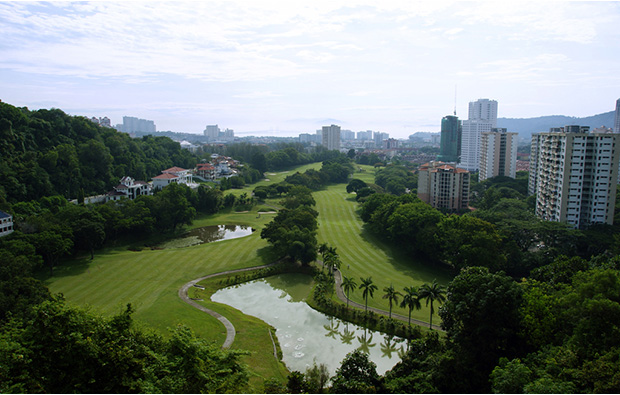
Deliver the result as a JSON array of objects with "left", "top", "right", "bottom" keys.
[
  {"left": 438, "top": 115, "right": 461, "bottom": 163},
  {"left": 615, "top": 98, "right": 620, "bottom": 134},
  {"left": 460, "top": 99, "right": 498, "bottom": 171},
  {"left": 418, "top": 161, "right": 470, "bottom": 210},
  {"left": 528, "top": 125, "right": 620, "bottom": 229},
  {"left": 479, "top": 128, "right": 518, "bottom": 181},
  {"left": 322, "top": 124, "right": 341, "bottom": 150}
]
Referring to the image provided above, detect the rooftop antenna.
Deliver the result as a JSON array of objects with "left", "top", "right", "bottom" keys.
[{"left": 454, "top": 85, "right": 457, "bottom": 116}]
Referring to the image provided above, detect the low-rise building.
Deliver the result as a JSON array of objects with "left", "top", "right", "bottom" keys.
[
  {"left": 152, "top": 167, "right": 194, "bottom": 190},
  {"left": 0, "top": 210, "right": 14, "bottom": 237},
  {"left": 107, "top": 176, "right": 152, "bottom": 201}
]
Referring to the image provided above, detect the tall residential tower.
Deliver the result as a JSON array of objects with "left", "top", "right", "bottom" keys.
[
  {"left": 438, "top": 115, "right": 461, "bottom": 163},
  {"left": 460, "top": 98, "right": 498, "bottom": 172},
  {"left": 479, "top": 128, "right": 518, "bottom": 181},
  {"left": 322, "top": 124, "right": 341, "bottom": 151},
  {"left": 528, "top": 125, "right": 620, "bottom": 229}
]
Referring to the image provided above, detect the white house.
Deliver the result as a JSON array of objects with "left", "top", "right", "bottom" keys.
[
  {"left": 106, "top": 176, "right": 152, "bottom": 202},
  {"left": 0, "top": 210, "right": 14, "bottom": 237},
  {"left": 152, "top": 166, "right": 196, "bottom": 190}
]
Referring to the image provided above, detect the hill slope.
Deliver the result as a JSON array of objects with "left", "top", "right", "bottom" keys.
[{"left": 497, "top": 111, "right": 615, "bottom": 140}]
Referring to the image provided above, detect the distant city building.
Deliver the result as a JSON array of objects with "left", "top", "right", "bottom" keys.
[
  {"left": 384, "top": 138, "right": 399, "bottom": 149},
  {"left": 299, "top": 133, "right": 318, "bottom": 143},
  {"left": 357, "top": 130, "right": 373, "bottom": 141},
  {"left": 222, "top": 128, "right": 235, "bottom": 142},
  {"left": 121, "top": 116, "right": 156, "bottom": 134},
  {"left": 89, "top": 116, "right": 111, "bottom": 128},
  {"left": 204, "top": 125, "right": 220, "bottom": 141},
  {"left": 479, "top": 128, "right": 518, "bottom": 181},
  {"left": 0, "top": 210, "right": 14, "bottom": 237},
  {"left": 322, "top": 124, "right": 341, "bottom": 150},
  {"left": 341, "top": 129, "right": 355, "bottom": 140},
  {"left": 374, "top": 132, "right": 389, "bottom": 146},
  {"left": 528, "top": 125, "right": 620, "bottom": 229},
  {"left": 438, "top": 115, "right": 462, "bottom": 163},
  {"left": 418, "top": 161, "right": 470, "bottom": 210},
  {"left": 615, "top": 98, "right": 620, "bottom": 133},
  {"left": 460, "top": 98, "right": 498, "bottom": 171}
]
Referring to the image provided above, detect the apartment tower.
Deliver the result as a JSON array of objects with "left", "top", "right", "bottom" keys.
[
  {"left": 322, "top": 124, "right": 341, "bottom": 151},
  {"left": 418, "top": 161, "right": 470, "bottom": 210},
  {"left": 479, "top": 128, "right": 518, "bottom": 181},
  {"left": 460, "top": 99, "right": 498, "bottom": 172},
  {"left": 528, "top": 125, "right": 620, "bottom": 229},
  {"left": 614, "top": 98, "right": 620, "bottom": 134}
]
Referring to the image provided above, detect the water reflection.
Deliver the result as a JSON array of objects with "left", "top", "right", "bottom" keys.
[
  {"left": 211, "top": 273, "right": 402, "bottom": 375},
  {"left": 159, "top": 225, "right": 253, "bottom": 248}
]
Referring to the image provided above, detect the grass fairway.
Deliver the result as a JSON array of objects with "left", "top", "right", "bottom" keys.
[
  {"left": 45, "top": 208, "right": 288, "bottom": 392},
  {"left": 316, "top": 166, "right": 454, "bottom": 325}
]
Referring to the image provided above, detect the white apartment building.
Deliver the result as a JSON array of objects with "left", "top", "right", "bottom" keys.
[
  {"left": 529, "top": 125, "right": 620, "bottom": 229},
  {"left": 479, "top": 128, "right": 518, "bottom": 181},
  {"left": 322, "top": 125, "right": 341, "bottom": 151},
  {"left": 460, "top": 99, "right": 498, "bottom": 172},
  {"left": 0, "top": 210, "right": 14, "bottom": 237},
  {"left": 614, "top": 98, "right": 620, "bottom": 134},
  {"left": 418, "top": 161, "right": 470, "bottom": 210}
]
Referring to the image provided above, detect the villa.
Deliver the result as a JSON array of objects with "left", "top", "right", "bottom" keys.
[
  {"left": 152, "top": 166, "right": 197, "bottom": 190},
  {"left": 107, "top": 176, "right": 152, "bottom": 202}
]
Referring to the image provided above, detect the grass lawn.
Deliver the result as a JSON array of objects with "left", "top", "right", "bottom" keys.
[
  {"left": 316, "top": 165, "right": 454, "bottom": 325},
  {"left": 44, "top": 162, "right": 453, "bottom": 390}
]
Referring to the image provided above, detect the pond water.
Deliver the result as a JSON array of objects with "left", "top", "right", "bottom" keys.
[
  {"left": 159, "top": 225, "right": 253, "bottom": 248},
  {"left": 211, "top": 273, "right": 405, "bottom": 376}
]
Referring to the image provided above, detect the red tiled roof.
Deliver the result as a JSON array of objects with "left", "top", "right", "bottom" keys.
[
  {"left": 162, "top": 166, "right": 187, "bottom": 172},
  {"left": 153, "top": 173, "right": 178, "bottom": 179}
]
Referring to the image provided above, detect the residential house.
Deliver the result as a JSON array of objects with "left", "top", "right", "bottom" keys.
[{"left": 0, "top": 210, "right": 14, "bottom": 237}]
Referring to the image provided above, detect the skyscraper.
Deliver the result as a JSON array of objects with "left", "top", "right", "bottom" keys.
[
  {"left": 614, "top": 98, "right": 620, "bottom": 133},
  {"left": 204, "top": 125, "right": 220, "bottom": 141},
  {"left": 438, "top": 115, "right": 461, "bottom": 163},
  {"left": 322, "top": 124, "right": 341, "bottom": 150},
  {"left": 479, "top": 128, "right": 518, "bottom": 181},
  {"left": 460, "top": 99, "right": 498, "bottom": 171},
  {"left": 529, "top": 125, "right": 620, "bottom": 228}
]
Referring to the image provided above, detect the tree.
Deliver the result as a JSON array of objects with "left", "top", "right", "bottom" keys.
[
  {"left": 418, "top": 280, "right": 446, "bottom": 330},
  {"left": 304, "top": 360, "right": 330, "bottom": 393},
  {"left": 400, "top": 286, "right": 421, "bottom": 327},
  {"left": 341, "top": 276, "right": 357, "bottom": 308},
  {"left": 359, "top": 277, "right": 378, "bottom": 313},
  {"left": 331, "top": 350, "right": 382, "bottom": 393},
  {"left": 382, "top": 284, "right": 401, "bottom": 319},
  {"left": 346, "top": 178, "right": 367, "bottom": 194}
]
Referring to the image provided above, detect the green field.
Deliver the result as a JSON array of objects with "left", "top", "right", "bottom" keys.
[{"left": 45, "top": 163, "right": 452, "bottom": 388}]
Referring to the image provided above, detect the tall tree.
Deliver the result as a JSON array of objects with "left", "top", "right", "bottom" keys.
[
  {"left": 359, "top": 277, "right": 378, "bottom": 313},
  {"left": 400, "top": 286, "right": 422, "bottom": 327},
  {"left": 382, "top": 284, "right": 401, "bottom": 319},
  {"left": 418, "top": 280, "right": 446, "bottom": 330},
  {"left": 341, "top": 276, "right": 357, "bottom": 307}
]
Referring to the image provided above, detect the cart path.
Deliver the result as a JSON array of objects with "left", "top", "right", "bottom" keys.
[{"left": 178, "top": 263, "right": 277, "bottom": 349}]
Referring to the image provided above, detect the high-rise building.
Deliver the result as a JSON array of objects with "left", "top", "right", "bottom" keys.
[
  {"left": 479, "top": 128, "right": 518, "bottom": 181},
  {"left": 341, "top": 129, "right": 355, "bottom": 140},
  {"left": 418, "top": 161, "right": 470, "bottom": 210},
  {"left": 460, "top": 99, "right": 498, "bottom": 171},
  {"left": 322, "top": 124, "right": 341, "bottom": 150},
  {"left": 121, "top": 116, "right": 156, "bottom": 133},
  {"left": 357, "top": 130, "right": 373, "bottom": 140},
  {"left": 528, "top": 125, "right": 620, "bottom": 229},
  {"left": 204, "top": 125, "right": 220, "bottom": 141},
  {"left": 614, "top": 98, "right": 620, "bottom": 134},
  {"left": 374, "top": 132, "right": 389, "bottom": 146},
  {"left": 438, "top": 115, "right": 462, "bottom": 163}
]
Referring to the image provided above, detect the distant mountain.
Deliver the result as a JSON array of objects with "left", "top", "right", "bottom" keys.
[{"left": 497, "top": 111, "right": 615, "bottom": 141}]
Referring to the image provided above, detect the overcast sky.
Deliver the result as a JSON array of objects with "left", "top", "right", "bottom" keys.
[{"left": 1, "top": 1, "right": 619, "bottom": 138}]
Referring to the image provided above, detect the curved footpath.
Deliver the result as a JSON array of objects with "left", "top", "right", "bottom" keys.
[{"left": 179, "top": 263, "right": 442, "bottom": 350}]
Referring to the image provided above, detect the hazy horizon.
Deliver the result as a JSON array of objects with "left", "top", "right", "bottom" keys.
[{"left": 1, "top": 1, "right": 619, "bottom": 139}]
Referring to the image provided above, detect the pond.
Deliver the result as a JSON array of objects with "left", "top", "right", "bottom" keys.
[
  {"left": 159, "top": 225, "right": 253, "bottom": 248},
  {"left": 211, "top": 273, "right": 405, "bottom": 376}
]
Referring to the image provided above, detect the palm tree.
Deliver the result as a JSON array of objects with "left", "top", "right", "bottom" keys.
[
  {"left": 418, "top": 280, "right": 447, "bottom": 330},
  {"left": 382, "top": 284, "right": 401, "bottom": 319},
  {"left": 400, "top": 286, "right": 422, "bottom": 327},
  {"left": 359, "top": 276, "right": 377, "bottom": 313},
  {"left": 341, "top": 276, "right": 357, "bottom": 307}
]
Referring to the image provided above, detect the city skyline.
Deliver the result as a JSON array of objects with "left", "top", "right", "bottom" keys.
[{"left": 1, "top": 1, "right": 619, "bottom": 139}]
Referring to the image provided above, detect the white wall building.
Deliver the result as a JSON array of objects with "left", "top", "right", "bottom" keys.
[
  {"left": 614, "top": 98, "right": 620, "bottom": 134},
  {"left": 0, "top": 211, "right": 14, "bottom": 237},
  {"left": 418, "top": 161, "right": 470, "bottom": 210},
  {"left": 529, "top": 125, "right": 620, "bottom": 228},
  {"left": 479, "top": 128, "right": 518, "bottom": 181},
  {"left": 460, "top": 99, "right": 498, "bottom": 172},
  {"left": 152, "top": 167, "right": 194, "bottom": 190},
  {"left": 322, "top": 124, "right": 341, "bottom": 150}
]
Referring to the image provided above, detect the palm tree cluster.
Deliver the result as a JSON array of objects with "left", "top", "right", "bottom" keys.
[{"left": 341, "top": 276, "right": 447, "bottom": 330}]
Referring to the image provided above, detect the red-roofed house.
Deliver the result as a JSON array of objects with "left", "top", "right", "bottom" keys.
[
  {"left": 195, "top": 163, "right": 216, "bottom": 180},
  {"left": 152, "top": 167, "right": 193, "bottom": 190},
  {"left": 417, "top": 161, "right": 470, "bottom": 210}
]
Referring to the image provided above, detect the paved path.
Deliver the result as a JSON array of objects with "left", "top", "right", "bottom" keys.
[
  {"left": 178, "top": 263, "right": 277, "bottom": 349},
  {"left": 332, "top": 269, "right": 444, "bottom": 331}
]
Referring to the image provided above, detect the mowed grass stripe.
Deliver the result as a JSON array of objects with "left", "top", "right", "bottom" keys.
[{"left": 314, "top": 182, "right": 452, "bottom": 322}]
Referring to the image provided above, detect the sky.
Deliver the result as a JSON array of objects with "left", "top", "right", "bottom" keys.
[{"left": 1, "top": 1, "right": 619, "bottom": 139}]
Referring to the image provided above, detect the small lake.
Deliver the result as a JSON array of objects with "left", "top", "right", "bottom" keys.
[
  {"left": 159, "top": 225, "right": 253, "bottom": 248},
  {"left": 211, "top": 273, "right": 405, "bottom": 376}
]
